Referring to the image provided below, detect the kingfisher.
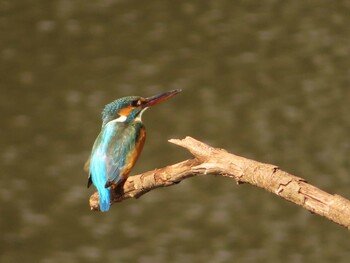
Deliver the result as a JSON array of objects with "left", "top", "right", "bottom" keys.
[{"left": 86, "top": 89, "right": 182, "bottom": 212}]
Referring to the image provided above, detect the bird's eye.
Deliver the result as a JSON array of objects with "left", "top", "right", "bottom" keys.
[{"left": 131, "top": 99, "right": 141, "bottom": 107}]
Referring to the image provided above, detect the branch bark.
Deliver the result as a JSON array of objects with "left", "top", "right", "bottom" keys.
[{"left": 89, "top": 136, "right": 350, "bottom": 230}]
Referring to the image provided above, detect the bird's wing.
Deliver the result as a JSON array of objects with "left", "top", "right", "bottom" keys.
[{"left": 105, "top": 122, "right": 146, "bottom": 187}]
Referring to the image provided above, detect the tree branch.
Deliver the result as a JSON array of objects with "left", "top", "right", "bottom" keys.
[{"left": 89, "top": 136, "right": 350, "bottom": 230}]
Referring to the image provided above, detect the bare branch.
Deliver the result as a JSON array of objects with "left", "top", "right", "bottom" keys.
[{"left": 89, "top": 136, "right": 350, "bottom": 230}]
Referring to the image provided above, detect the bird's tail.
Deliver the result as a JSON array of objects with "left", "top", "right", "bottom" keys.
[
  {"left": 89, "top": 149, "right": 111, "bottom": 211},
  {"left": 97, "top": 186, "right": 110, "bottom": 212}
]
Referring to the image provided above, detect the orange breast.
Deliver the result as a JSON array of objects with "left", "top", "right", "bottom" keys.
[{"left": 122, "top": 127, "right": 146, "bottom": 178}]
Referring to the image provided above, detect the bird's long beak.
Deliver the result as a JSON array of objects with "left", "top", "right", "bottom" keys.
[{"left": 142, "top": 89, "right": 182, "bottom": 108}]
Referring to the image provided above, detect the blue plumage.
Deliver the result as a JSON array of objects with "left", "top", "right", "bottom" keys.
[
  {"left": 101, "top": 96, "right": 140, "bottom": 126},
  {"left": 89, "top": 122, "right": 116, "bottom": 211},
  {"left": 89, "top": 119, "right": 145, "bottom": 212},
  {"left": 87, "top": 89, "right": 181, "bottom": 212}
]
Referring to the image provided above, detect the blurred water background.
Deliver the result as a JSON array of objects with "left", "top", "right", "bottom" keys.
[{"left": 1, "top": 1, "right": 350, "bottom": 262}]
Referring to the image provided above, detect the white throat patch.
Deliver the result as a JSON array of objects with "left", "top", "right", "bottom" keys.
[
  {"left": 107, "top": 107, "right": 148, "bottom": 125},
  {"left": 114, "top": 115, "right": 127, "bottom": 123},
  {"left": 105, "top": 115, "right": 127, "bottom": 126},
  {"left": 135, "top": 107, "right": 148, "bottom": 122}
]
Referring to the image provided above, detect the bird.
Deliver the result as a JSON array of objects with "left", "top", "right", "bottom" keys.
[{"left": 86, "top": 89, "right": 182, "bottom": 211}]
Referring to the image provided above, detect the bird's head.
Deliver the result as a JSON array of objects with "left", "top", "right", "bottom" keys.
[{"left": 101, "top": 89, "right": 182, "bottom": 126}]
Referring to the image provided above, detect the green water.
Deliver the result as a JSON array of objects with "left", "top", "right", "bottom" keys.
[{"left": 1, "top": 1, "right": 350, "bottom": 262}]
